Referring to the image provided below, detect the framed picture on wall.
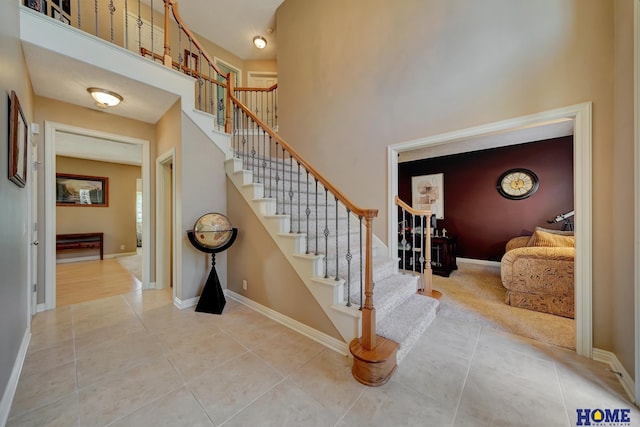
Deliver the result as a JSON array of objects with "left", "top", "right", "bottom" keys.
[
  {"left": 8, "top": 91, "right": 28, "bottom": 188},
  {"left": 184, "top": 49, "right": 199, "bottom": 73},
  {"left": 56, "top": 173, "right": 109, "bottom": 206},
  {"left": 24, "top": 0, "right": 42, "bottom": 12},
  {"left": 411, "top": 173, "right": 444, "bottom": 219}
]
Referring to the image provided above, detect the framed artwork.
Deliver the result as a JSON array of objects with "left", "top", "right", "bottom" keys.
[
  {"left": 50, "top": 4, "right": 70, "bottom": 24},
  {"left": 411, "top": 173, "right": 444, "bottom": 219},
  {"left": 24, "top": 0, "right": 42, "bottom": 12},
  {"left": 184, "top": 49, "right": 199, "bottom": 73},
  {"left": 8, "top": 91, "right": 28, "bottom": 188},
  {"left": 56, "top": 173, "right": 109, "bottom": 206}
]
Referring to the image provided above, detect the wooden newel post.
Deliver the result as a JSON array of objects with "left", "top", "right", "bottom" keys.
[
  {"left": 422, "top": 214, "right": 433, "bottom": 294},
  {"left": 349, "top": 209, "right": 398, "bottom": 387},
  {"left": 225, "top": 72, "right": 233, "bottom": 133},
  {"left": 163, "top": 0, "right": 172, "bottom": 67},
  {"left": 361, "top": 214, "right": 376, "bottom": 351}
]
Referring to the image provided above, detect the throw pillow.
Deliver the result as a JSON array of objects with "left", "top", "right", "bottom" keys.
[
  {"left": 527, "top": 229, "right": 575, "bottom": 248},
  {"left": 534, "top": 226, "right": 574, "bottom": 236}
]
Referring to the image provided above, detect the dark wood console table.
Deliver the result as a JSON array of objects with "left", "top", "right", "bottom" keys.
[
  {"left": 56, "top": 232, "right": 104, "bottom": 260},
  {"left": 431, "top": 236, "right": 457, "bottom": 277}
]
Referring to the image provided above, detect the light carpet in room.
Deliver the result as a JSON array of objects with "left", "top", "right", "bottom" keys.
[
  {"left": 432, "top": 261, "right": 575, "bottom": 349},
  {"left": 117, "top": 252, "right": 142, "bottom": 281}
]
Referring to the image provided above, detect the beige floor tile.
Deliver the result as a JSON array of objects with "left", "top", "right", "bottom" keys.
[
  {"left": 393, "top": 341, "right": 470, "bottom": 413},
  {"left": 28, "top": 322, "right": 74, "bottom": 353},
  {"left": 122, "top": 287, "right": 173, "bottom": 315},
  {"left": 252, "top": 329, "right": 326, "bottom": 376},
  {"left": 78, "top": 357, "right": 184, "bottom": 427},
  {"left": 6, "top": 392, "right": 79, "bottom": 427},
  {"left": 109, "top": 387, "right": 213, "bottom": 427},
  {"left": 188, "top": 352, "right": 283, "bottom": 424},
  {"left": 30, "top": 306, "right": 72, "bottom": 331},
  {"left": 20, "top": 339, "right": 74, "bottom": 379},
  {"left": 76, "top": 330, "right": 164, "bottom": 388},
  {"left": 343, "top": 380, "right": 454, "bottom": 427},
  {"left": 152, "top": 320, "right": 223, "bottom": 354},
  {"left": 73, "top": 316, "right": 147, "bottom": 354},
  {"left": 72, "top": 308, "right": 139, "bottom": 338},
  {"left": 476, "top": 326, "right": 565, "bottom": 363},
  {"left": 223, "top": 381, "right": 338, "bottom": 427},
  {"left": 288, "top": 349, "right": 365, "bottom": 419},
  {"left": 454, "top": 368, "right": 568, "bottom": 427},
  {"left": 167, "top": 332, "right": 247, "bottom": 381},
  {"left": 471, "top": 339, "right": 559, "bottom": 388},
  {"left": 70, "top": 295, "right": 133, "bottom": 321},
  {"left": 216, "top": 310, "right": 291, "bottom": 350},
  {"left": 9, "top": 361, "right": 76, "bottom": 419}
]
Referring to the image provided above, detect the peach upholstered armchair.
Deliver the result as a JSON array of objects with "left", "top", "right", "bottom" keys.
[{"left": 500, "top": 228, "right": 575, "bottom": 318}]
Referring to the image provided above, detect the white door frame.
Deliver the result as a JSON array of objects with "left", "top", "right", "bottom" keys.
[
  {"left": 43, "top": 121, "right": 151, "bottom": 309},
  {"left": 155, "top": 148, "right": 177, "bottom": 300},
  {"left": 634, "top": 0, "right": 640, "bottom": 403},
  {"left": 28, "top": 126, "right": 39, "bottom": 317},
  {"left": 388, "top": 102, "right": 593, "bottom": 358}
]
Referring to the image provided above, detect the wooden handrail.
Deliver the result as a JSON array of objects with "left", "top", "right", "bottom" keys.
[
  {"left": 140, "top": 48, "right": 228, "bottom": 89},
  {"left": 164, "top": 0, "right": 228, "bottom": 79},
  {"left": 394, "top": 195, "right": 431, "bottom": 217},
  {"left": 394, "top": 196, "right": 437, "bottom": 298},
  {"left": 230, "top": 93, "right": 377, "bottom": 221},
  {"left": 235, "top": 83, "right": 278, "bottom": 92}
]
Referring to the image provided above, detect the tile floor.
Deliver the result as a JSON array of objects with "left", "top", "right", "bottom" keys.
[{"left": 7, "top": 288, "right": 639, "bottom": 427}]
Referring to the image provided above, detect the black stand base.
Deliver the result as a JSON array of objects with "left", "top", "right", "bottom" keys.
[{"left": 195, "top": 265, "right": 226, "bottom": 315}]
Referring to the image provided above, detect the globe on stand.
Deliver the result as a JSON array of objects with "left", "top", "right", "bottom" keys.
[{"left": 187, "top": 213, "right": 238, "bottom": 314}]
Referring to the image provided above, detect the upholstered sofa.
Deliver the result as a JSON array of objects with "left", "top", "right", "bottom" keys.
[{"left": 500, "top": 228, "right": 575, "bottom": 318}]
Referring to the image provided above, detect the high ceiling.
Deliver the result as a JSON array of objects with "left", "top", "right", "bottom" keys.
[{"left": 168, "top": 0, "right": 285, "bottom": 61}]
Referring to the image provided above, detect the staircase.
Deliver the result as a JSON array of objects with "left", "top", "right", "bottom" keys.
[{"left": 225, "top": 151, "right": 439, "bottom": 363}]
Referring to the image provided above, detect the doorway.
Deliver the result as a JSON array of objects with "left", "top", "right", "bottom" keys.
[
  {"left": 156, "top": 149, "right": 176, "bottom": 300},
  {"left": 388, "top": 103, "right": 593, "bottom": 358},
  {"left": 43, "top": 121, "right": 151, "bottom": 309}
]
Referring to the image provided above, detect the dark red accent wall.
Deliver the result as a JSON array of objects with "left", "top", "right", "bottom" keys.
[{"left": 398, "top": 136, "right": 574, "bottom": 261}]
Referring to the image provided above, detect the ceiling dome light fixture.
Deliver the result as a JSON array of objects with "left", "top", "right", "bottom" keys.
[
  {"left": 87, "top": 87, "right": 123, "bottom": 108},
  {"left": 253, "top": 36, "right": 267, "bottom": 49}
]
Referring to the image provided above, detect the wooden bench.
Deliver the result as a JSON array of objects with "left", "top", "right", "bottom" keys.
[{"left": 56, "top": 232, "right": 104, "bottom": 260}]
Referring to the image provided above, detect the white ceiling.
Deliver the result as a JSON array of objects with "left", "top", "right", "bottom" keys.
[
  {"left": 160, "top": 0, "right": 285, "bottom": 61},
  {"left": 22, "top": 42, "right": 179, "bottom": 124}
]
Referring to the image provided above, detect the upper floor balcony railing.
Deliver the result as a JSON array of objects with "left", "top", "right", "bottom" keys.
[{"left": 22, "top": 0, "right": 277, "bottom": 132}]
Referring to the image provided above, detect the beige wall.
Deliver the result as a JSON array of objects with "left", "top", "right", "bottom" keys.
[
  {"left": 276, "top": 0, "right": 629, "bottom": 367},
  {"left": 156, "top": 99, "right": 181, "bottom": 157},
  {"left": 612, "top": 0, "right": 635, "bottom": 376},
  {"left": 226, "top": 180, "right": 342, "bottom": 340},
  {"left": 0, "top": 0, "right": 34, "bottom": 406},
  {"left": 56, "top": 156, "right": 141, "bottom": 257}
]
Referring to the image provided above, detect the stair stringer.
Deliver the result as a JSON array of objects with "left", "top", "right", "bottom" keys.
[{"left": 225, "top": 158, "right": 362, "bottom": 344}]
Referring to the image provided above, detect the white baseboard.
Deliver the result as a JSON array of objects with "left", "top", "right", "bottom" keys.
[
  {"left": 142, "top": 281, "right": 156, "bottom": 290},
  {"left": 225, "top": 289, "right": 349, "bottom": 356},
  {"left": 174, "top": 296, "right": 199, "bottom": 310},
  {"left": 0, "top": 328, "right": 31, "bottom": 426},
  {"left": 457, "top": 257, "right": 501, "bottom": 268},
  {"left": 593, "top": 348, "right": 636, "bottom": 404},
  {"left": 36, "top": 303, "right": 45, "bottom": 313}
]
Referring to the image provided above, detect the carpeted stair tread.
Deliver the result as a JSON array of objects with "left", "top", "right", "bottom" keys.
[
  {"left": 377, "top": 293, "right": 440, "bottom": 362},
  {"left": 348, "top": 273, "right": 419, "bottom": 320}
]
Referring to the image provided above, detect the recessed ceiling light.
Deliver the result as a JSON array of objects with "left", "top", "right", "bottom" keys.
[
  {"left": 253, "top": 36, "right": 267, "bottom": 49},
  {"left": 87, "top": 87, "right": 123, "bottom": 108}
]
